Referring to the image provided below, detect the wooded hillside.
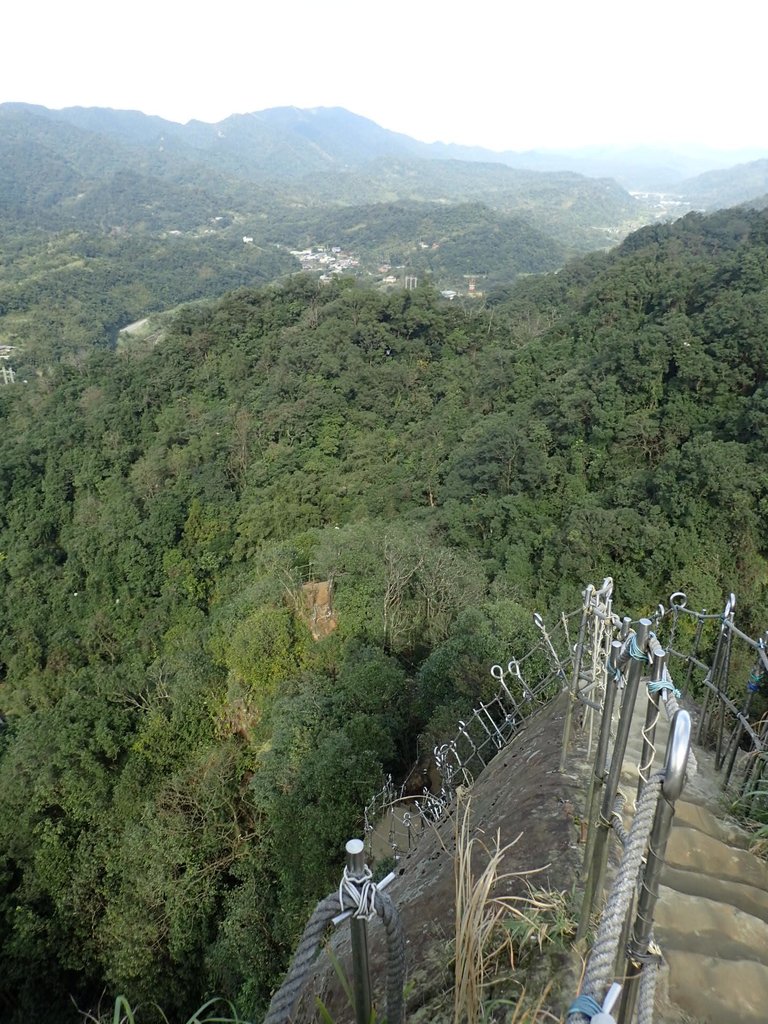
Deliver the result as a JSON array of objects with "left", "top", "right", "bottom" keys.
[{"left": 1, "top": 207, "right": 767, "bottom": 1022}]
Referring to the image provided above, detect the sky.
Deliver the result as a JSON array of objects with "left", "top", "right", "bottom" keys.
[{"left": 3, "top": 0, "right": 766, "bottom": 154}]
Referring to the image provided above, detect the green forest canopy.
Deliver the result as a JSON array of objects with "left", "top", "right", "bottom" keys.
[{"left": 1, "top": 207, "right": 767, "bottom": 1021}]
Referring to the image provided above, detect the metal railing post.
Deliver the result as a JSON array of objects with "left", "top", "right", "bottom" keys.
[
  {"left": 685, "top": 612, "right": 705, "bottom": 693},
  {"left": 636, "top": 650, "right": 667, "bottom": 800},
  {"left": 697, "top": 594, "right": 733, "bottom": 745},
  {"left": 560, "top": 587, "right": 593, "bottom": 772},
  {"left": 577, "top": 618, "right": 651, "bottom": 940},
  {"left": 722, "top": 661, "right": 761, "bottom": 789},
  {"left": 582, "top": 640, "right": 622, "bottom": 874},
  {"left": 346, "top": 839, "right": 372, "bottom": 1024},
  {"left": 619, "top": 710, "right": 692, "bottom": 1023},
  {"left": 715, "top": 596, "right": 736, "bottom": 770}
]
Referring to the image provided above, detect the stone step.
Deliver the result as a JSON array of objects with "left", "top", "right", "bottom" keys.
[
  {"left": 661, "top": 864, "right": 768, "bottom": 924},
  {"left": 661, "top": 950, "right": 768, "bottom": 1024},
  {"left": 595, "top": 683, "right": 768, "bottom": 1022},
  {"left": 655, "top": 886, "right": 768, "bottom": 966},
  {"left": 664, "top": 824, "right": 768, "bottom": 890},
  {"left": 673, "top": 799, "right": 751, "bottom": 850}
]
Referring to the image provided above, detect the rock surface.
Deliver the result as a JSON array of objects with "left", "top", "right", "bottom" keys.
[{"left": 293, "top": 691, "right": 585, "bottom": 1023}]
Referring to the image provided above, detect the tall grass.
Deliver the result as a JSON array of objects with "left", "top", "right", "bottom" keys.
[
  {"left": 452, "top": 794, "right": 565, "bottom": 1024},
  {"left": 77, "top": 995, "right": 253, "bottom": 1024}
]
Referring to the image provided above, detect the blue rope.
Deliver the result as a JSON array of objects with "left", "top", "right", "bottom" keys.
[
  {"left": 628, "top": 633, "right": 650, "bottom": 663},
  {"left": 648, "top": 679, "right": 682, "bottom": 699},
  {"left": 568, "top": 994, "right": 603, "bottom": 1018}
]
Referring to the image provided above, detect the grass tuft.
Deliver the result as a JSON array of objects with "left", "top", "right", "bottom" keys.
[{"left": 453, "top": 792, "right": 564, "bottom": 1024}]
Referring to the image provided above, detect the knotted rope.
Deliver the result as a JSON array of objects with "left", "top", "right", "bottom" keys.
[
  {"left": 339, "top": 863, "right": 378, "bottom": 921},
  {"left": 264, "top": 875, "right": 405, "bottom": 1024}
]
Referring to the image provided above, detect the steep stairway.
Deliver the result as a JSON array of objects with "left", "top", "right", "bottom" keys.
[{"left": 617, "top": 698, "right": 768, "bottom": 1023}]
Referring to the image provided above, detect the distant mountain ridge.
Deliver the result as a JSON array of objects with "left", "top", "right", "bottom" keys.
[
  {"left": 3, "top": 99, "right": 766, "bottom": 366},
  {"left": 4, "top": 101, "right": 766, "bottom": 193},
  {"left": 0, "top": 102, "right": 643, "bottom": 233},
  {"left": 676, "top": 158, "right": 768, "bottom": 210},
  {"left": 0, "top": 101, "right": 644, "bottom": 363}
]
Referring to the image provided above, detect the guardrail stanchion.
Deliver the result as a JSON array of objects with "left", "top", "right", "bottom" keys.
[
  {"left": 618, "top": 710, "right": 691, "bottom": 1023},
  {"left": 637, "top": 650, "right": 667, "bottom": 800},
  {"left": 345, "top": 839, "right": 373, "bottom": 1024},
  {"left": 576, "top": 618, "right": 651, "bottom": 940},
  {"left": 582, "top": 640, "right": 623, "bottom": 874},
  {"left": 560, "top": 586, "right": 593, "bottom": 772}
]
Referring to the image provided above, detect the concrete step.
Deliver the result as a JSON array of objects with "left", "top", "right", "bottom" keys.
[{"left": 672, "top": 800, "right": 751, "bottom": 851}]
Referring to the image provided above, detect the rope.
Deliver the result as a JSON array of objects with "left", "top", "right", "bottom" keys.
[
  {"left": 567, "top": 995, "right": 602, "bottom": 1018},
  {"left": 748, "top": 670, "right": 764, "bottom": 693},
  {"left": 339, "top": 864, "right": 377, "bottom": 921},
  {"left": 611, "top": 800, "right": 629, "bottom": 848},
  {"left": 648, "top": 679, "right": 681, "bottom": 699},
  {"left": 628, "top": 634, "right": 650, "bottom": 663},
  {"left": 567, "top": 983, "right": 622, "bottom": 1021},
  {"left": 637, "top": 949, "right": 662, "bottom": 1024},
  {"left": 264, "top": 884, "right": 405, "bottom": 1024},
  {"left": 570, "top": 772, "right": 664, "bottom": 1024}
]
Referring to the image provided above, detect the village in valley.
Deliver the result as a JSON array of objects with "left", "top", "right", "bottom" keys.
[
  {"left": 287, "top": 244, "right": 474, "bottom": 299},
  {"left": 288, "top": 245, "right": 361, "bottom": 279}
]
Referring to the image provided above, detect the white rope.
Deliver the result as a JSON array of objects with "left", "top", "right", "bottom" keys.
[
  {"left": 659, "top": 670, "right": 699, "bottom": 779},
  {"left": 638, "top": 694, "right": 661, "bottom": 786},
  {"left": 339, "top": 864, "right": 378, "bottom": 921}
]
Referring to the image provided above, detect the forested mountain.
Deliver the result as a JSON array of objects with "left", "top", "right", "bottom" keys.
[
  {"left": 284, "top": 158, "right": 640, "bottom": 248},
  {"left": 1, "top": 206, "right": 767, "bottom": 1022},
  {"left": 8, "top": 102, "right": 766, "bottom": 192},
  {"left": 263, "top": 200, "right": 566, "bottom": 285},
  {"left": 678, "top": 158, "right": 768, "bottom": 210},
  {"left": 0, "top": 103, "right": 655, "bottom": 365}
]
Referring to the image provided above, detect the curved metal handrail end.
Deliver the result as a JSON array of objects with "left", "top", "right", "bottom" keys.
[{"left": 663, "top": 709, "right": 692, "bottom": 801}]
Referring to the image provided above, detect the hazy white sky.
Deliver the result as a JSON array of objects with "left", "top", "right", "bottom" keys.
[{"left": 3, "top": 0, "right": 765, "bottom": 152}]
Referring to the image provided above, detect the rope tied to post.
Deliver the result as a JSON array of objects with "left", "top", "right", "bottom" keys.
[
  {"left": 628, "top": 632, "right": 651, "bottom": 663},
  {"left": 648, "top": 678, "right": 682, "bottom": 699},
  {"left": 748, "top": 670, "right": 764, "bottom": 693},
  {"left": 567, "top": 994, "right": 603, "bottom": 1019},
  {"left": 264, "top": 872, "right": 405, "bottom": 1024},
  {"left": 627, "top": 939, "right": 664, "bottom": 969},
  {"left": 339, "top": 863, "right": 378, "bottom": 921},
  {"left": 568, "top": 982, "right": 622, "bottom": 1021}
]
